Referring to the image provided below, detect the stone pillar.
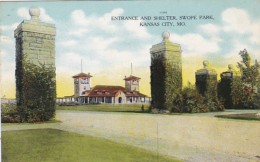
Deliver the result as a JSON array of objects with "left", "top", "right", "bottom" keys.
[
  {"left": 218, "top": 64, "right": 241, "bottom": 109},
  {"left": 150, "top": 32, "right": 182, "bottom": 110},
  {"left": 195, "top": 60, "right": 217, "bottom": 99},
  {"left": 14, "top": 7, "right": 56, "bottom": 107}
]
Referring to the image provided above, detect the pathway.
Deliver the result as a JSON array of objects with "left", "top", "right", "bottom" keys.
[{"left": 2, "top": 110, "right": 260, "bottom": 162}]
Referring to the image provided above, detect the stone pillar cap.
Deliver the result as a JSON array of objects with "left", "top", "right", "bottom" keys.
[
  {"left": 196, "top": 60, "right": 217, "bottom": 75},
  {"left": 203, "top": 60, "right": 210, "bottom": 68},
  {"left": 162, "top": 31, "right": 170, "bottom": 40},
  {"left": 228, "top": 64, "right": 234, "bottom": 70},
  {"left": 226, "top": 64, "right": 241, "bottom": 76},
  {"left": 29, "top": 7, "right": 40, "bottom": 21}
]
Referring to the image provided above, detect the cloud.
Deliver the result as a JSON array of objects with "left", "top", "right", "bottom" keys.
[
  {"left": 87, "top": 36, "right": 120, "bottom": 51},
  {"left": 56, "top": 51, "right": 104, "bottom": 75},
  {"left": 222, "top": 8, "right": 251, "bottom": 34},
  {"left": 60, "top": 8, "right": 153, "bottom": 75},
  {"left": 221, "top": 8, "right": 260, "bottom": 45},
  {"left": 70, "top": 8, "right": 123, "bottom": 33},
  {"left": 0, "top": 35, "right": 13, "bottom": 44},
  {"left": 199, "top": 23, "right": 220, "bottom": 36},
  {"left": 0, "top": 23, "right": 19, "bottom": 32},
  {"left": 0, "top": 50, "right": 15, "bottom": 98},
  {"left": 223, "top": 40, "right": 260, "bottom": 64},
  {"left": 59, "top": 40, "right": 78, "bottom": 46},
  {"left": 69, "top": 8, "right": 152, "bottom": 39},
  {"left": 123, "top": 19, "right": 152, "bottom": 39},
  {"left": 17, "top": 7, "right": 30, "bottom": 20},
  {"left": 171, "top": 33, "right": 220, "bottom": 56},
  {"left": 17, "top": 7, "right": 54, "bottom": 23},
  {"left": 0, "top": 50, "right": 7, "bottom": 60},
  {"left": 71, "top": 10, "right": 90, "bottom": 26},
  {"left": 68, "top": 28, "right": 89, "bottom": 37},
  {"left": 198, "top": 23, "right": 222, "bottom": 41},
  {"left": 249, "top": 20, "right": 260, "bottom": 45},
  {"left": 39, "top": 8, "right": 55, "bottom": 23},
  {"left": 97, "top": 8, "right": 124, "bottom": 32},
  {"left": 103, "top": 8, "right": 124, "bottom": 19}
]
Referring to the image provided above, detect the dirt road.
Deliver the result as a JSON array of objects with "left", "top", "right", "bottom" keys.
[
  {"left": 3, "top": 110, "right": 260, "bottom": 162},
  {"left": 54, "top": 110, "right": 260, "bottom": 162}
]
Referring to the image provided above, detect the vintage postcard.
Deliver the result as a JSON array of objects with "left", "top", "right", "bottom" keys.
[{"left": 1, "top": 0, "right": 260, "bottom": 161}]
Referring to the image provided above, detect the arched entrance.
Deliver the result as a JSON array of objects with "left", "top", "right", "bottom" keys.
[{"left": 118, "top": 97, "right": 122, "bottom": 103}]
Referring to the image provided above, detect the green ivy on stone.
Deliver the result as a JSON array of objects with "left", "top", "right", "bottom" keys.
[
  {"left": 150, "top": 53, "right": 182, "bottom": 111},
  {"left": 16, "top": 58, "right": 56, "bottom": 122}
]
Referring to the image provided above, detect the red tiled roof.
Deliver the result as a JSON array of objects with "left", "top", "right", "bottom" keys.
[
  {"left": 124, "top": 75, "right": 141, "bottom": 81},
  {"left": 87, "top": 85, "right": 146, "bottom": 97},
  {"left": 126, "top": 91, "right": 147, "bottom": 97},
  {"left": 72, "top": 72, "right": 92, "bottom": 78}
]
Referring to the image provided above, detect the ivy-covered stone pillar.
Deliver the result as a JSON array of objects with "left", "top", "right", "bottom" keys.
[
  {"left": 218, "top": 64, "right": 241, "bottom": 109},
  {"left": 14, "top": 7, "right": 56, "bottom": 121},
  {"left": 150, "top": 32, "right": 182, "bottom": 110},
  {"left": 195, "top": 60, "right": 218, "bottom": 100}
]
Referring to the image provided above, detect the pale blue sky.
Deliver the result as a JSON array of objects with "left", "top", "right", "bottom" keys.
[{"left": 1, "top": 0, "right": 260, "bottom": 97}]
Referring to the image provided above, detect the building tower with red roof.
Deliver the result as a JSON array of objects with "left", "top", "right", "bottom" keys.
[
  {"left": 124, "top": 75, "right": 141, "bottom": 92},
  {"left": 72, "top": 72, "right": 92, "bottom": 97}
]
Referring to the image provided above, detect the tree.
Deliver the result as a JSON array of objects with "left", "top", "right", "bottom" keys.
[
  {"left": 238, "top": 49, "right": 260, "bottom": 93},
  {"left": 230, "top": 77, "right": 244, "bottom": 108},
  {"left": 237, "top": 49, "right": 260, "bottom": 108}
]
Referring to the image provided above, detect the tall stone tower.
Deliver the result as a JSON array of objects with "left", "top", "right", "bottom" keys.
[
  {"left": 124, "top": 75, "right": 140, "bottom": 91},
  {"left": 195, "top": 60, "right": 217, "bottom": 99},
  {"left": 150, "top": 32, "right": 182, "bottom": 110},
  {"left": 14, "top": 7, "right": 56, "bottom": 107}
]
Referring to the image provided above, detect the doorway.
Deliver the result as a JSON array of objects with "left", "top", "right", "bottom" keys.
[{"left": 118, "top": 97, "right": 122, "bottom": 103}]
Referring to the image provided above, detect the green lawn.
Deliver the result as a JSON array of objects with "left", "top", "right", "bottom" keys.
[
  {"left": 1, "top": 119, "right": 61, "bottom": 126},
  {"left": 215, "top": 113, "right": 260, "bottom": 121},
  {"left": 2, "top": 129, "right": 180, "bottom": 162},
  {"left": 56, "top": 104, "right": 150, "bottom": 113}
]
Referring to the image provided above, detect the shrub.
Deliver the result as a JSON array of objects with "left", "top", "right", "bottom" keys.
[
  {"left": 252, "top": 93, "right": 260, "bottom": 109},
  {"left": 230, "top": 77, "right": 244, "bottom": 109},
  {"left": 1, "top": 103, "right": 21, "bottom": 123},
  {"left": 172, "top": 83, "right": 224, "bottom": 113},
  {"left": 172, "top": 85, "right": 205, "bottom": 113},
  {"left": 16, "top": 60, "right": 56, "bottom": 122},
  {"left": 1, "top": 103, "right": 17, "bottom": 114},
  {"left": 205, "top": 98, "right": 225, "bottom": 112},
  {"left": 182, "top": 87, "right": 209, "bottom": 113}
]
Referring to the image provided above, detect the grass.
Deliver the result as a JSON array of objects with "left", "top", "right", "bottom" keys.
[
  {"left": 2, "top": 129, "right": 180, "bottom": 162},
  {"left": 215, "top": 113, "right": 260, "bottom": 121},
  {"left": 56, "top": 104, "right": 150, "bottom": 113},
  {"left": 1, "top": 119, "right": 61, "bottom": 126}
]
